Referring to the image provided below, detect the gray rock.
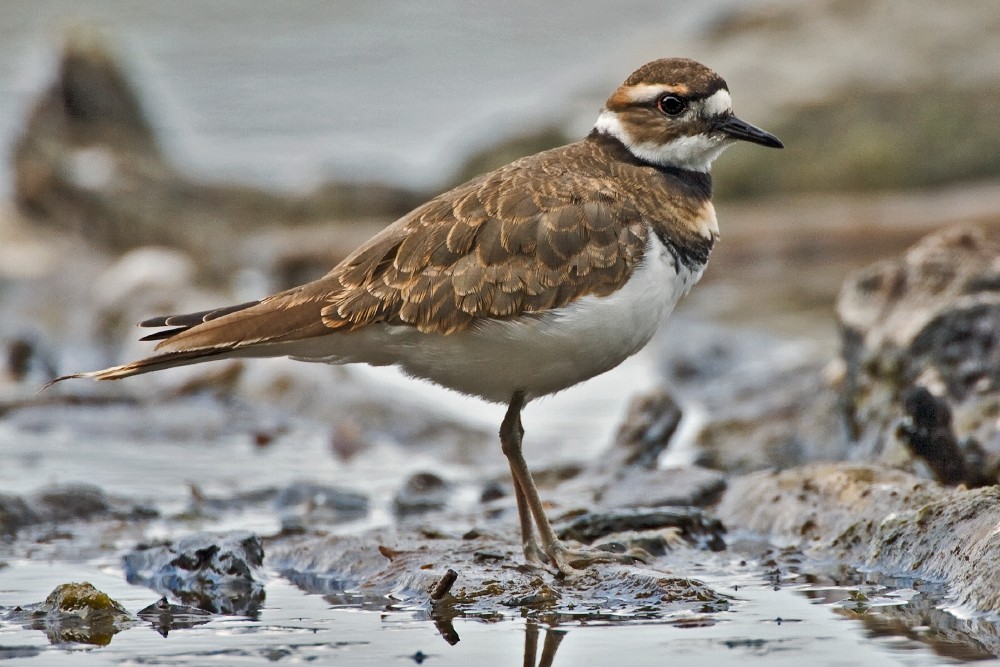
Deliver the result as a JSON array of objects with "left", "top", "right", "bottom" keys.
[
  {"left": 275, "top": 482, "right": 370, "bottom": 526},
  {"left": 838, "top": 225, "right": 1000, "bottom": 477},
  {"left": 0, "top": 484, "right": 156, "bottom": 537},
  {"left": 392, "top": 472, "right": 452, "bottom": 517},
  {"left": 627, "top": 318, "right": 850, "bottom": 473},
  {"left": 716, "top": 462, "right": 1000, "bottom": 624},
  {"left": 123, "top": 531, "right": 265, "bottom": 615},
  {"left": 594, "top": 466, "right": 726, "bottom": 509},
  {"left": 556, "top": 507, "right": 725, "bottom": 552},
  {"left": 136, "top": 596, "right": 212, "bottom": 637},
  {"left": 604, "top": 387, "right": 682, "bottom": 471},
  {"left": 269, "top": 528, "right": 729, "bottom": 618}
]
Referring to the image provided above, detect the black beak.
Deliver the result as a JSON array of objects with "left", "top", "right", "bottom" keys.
[{"left": 718, "top": 115, "right": 783, "bottom": 149}]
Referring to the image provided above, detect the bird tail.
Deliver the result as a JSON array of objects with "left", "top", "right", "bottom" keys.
[
  {"left": 43, "top": 347, "right": 235, "bottom": 388},
  {"left": 44, "top": 287, "right": 330, "bottom": 390}
]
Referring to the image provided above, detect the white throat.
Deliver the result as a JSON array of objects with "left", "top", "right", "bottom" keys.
[{"left": 593, "top": 111, "right": 731, "bottom": 173}]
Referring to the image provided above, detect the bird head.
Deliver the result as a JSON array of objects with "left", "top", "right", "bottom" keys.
[{"left": 594, "top": 58, "right": 783, "bottom": 172}]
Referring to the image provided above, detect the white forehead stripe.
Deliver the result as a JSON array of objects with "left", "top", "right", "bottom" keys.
[{"left": 701, "top": 89, "right": 732, "bottom": 116}]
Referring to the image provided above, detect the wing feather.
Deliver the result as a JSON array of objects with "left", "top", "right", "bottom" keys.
[{"left": 133, "top": 137, "right": 696, "bottom": 351}]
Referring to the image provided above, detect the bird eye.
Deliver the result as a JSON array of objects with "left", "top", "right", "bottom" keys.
[{"left": 657, "top": 94, "right": 686, "bottom": 116}]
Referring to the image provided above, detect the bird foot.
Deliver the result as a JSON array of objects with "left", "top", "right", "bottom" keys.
[
  {"left": 544, "top": 541, "right": 647, "bottom": 576},
  {"left": 521, "top": 539, "right": 549, "bottom": 567}
]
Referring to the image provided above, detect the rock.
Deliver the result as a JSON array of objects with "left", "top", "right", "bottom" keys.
[
  {"left": 5, "top": 582, "right": 134, "bottom": 645},
  {"left": 594, "top": 466, "right": 727, "bottom": 509},
  {"left": 639, "top": 318, "right": 849, "bottom": 473},
  {"left": 0, "top": 484, "right": 156, "bottom": 537},
  {"left": 136, "top": 596, "right": 212, "bottom": 637},
  {"left": 896, "top": 385, "right": 1000, "bottom": 486},
  {"left": 604, "top": 387, "right": 682, "bottom": 471},
  {"left": 13, "top": 26, "right": 422, "bottom": 265},
  {"left": 123, "top": 531, "right": 265, "bottom": 615},
  {"left": 556, "top": 507, "right": 726, "bottom": 552},
  {"left": 392, "top": 472, "right": 452, "bottom": 517},
  {"left": 33, "top": 484, "right": 112, "bottom": 523},
  {"left": 269, "top": 529, "right": 729, "bottom": 618},
  {"left": 837, "top": 225, "right": 1000, "bottom": 474},
  {"left": 275, "top": 482, "right": 369, "bottom": 529},
  {"left": 0, "top": 495, "right": 38, "bottom": 537},
  {"left": 478, "top": 480, "right": 506, "bottom": 503},
  {"left": 3, "top": 335, "right": 56, "bottom": 385},
  {"left": 716, "top": 462, "right": 1000, "bottom": 617}
]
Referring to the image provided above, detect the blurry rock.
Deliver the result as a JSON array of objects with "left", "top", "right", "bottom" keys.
[
  {"left": 594, "top": 466, "right": 726, "bottom": 509},
  {"left": 0, "top": 495, "right": 38, "bottom": 536},
  {"left": 33, "top": 484, "right": 111, "bottom": 522},
  {"left": 838, "top": 225, "right": 1000, "bottom": 470},
  {"left": 13, "top": 26, "right": 422, "bottom": 266},
  {"left": 606, "top": 387, "right": 682, "bottom": 470},
  {"left": 6, "top": 582, "right": 134, "bottom": 646},
  {"left": 4, "top": 336, "right": 56, "bottom": 384},
  {"left": 330, "top": 420, "right": 369, "bottom": 462},
  {"left": 392, "top": 472, "right": 452, "bottom": 517},
  {"left": 275, "top": 482, "right": 369, "bottom": 529},
  {"left": 136, "top": 596, "right": 212, "bottom": 637},
  {"left": 123, "top": 531, "right": 265, "bottom": 615},
  {"left": 179, "top": 485, "right": 279, "bottom": 521},
  {"left": 896, "top": 385, "right": 1000, "bottom": 486},
  {"left": 650, "top": 319, "right": 849, "bottom": 472},
  {"left": 717, "top": 462, "right": 1000, "bottom": 616},
  {"left": 479, "top": 479, "right": 506, "bottom": 503},
  {"left": 592, "top": 387, "right": 726, "bottom": 508},
  {"left": 0, "top": 484, "right": 156, "bottom": 537},
  {"left": 694, "top": 0, "right": 1000, "bottom": 198}
]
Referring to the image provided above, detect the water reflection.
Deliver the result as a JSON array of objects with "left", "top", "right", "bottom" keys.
[
  {"left": 523, "top": 621, "right": 568, "bottom": 667},
  {"left": 795, "top": 570, "right": 1000, "bottom": 662}
]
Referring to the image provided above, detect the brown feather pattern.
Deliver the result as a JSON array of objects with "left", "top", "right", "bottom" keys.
[
  {"left": 142, "top": 115, "right": 716, "bottom": 353},
  {"left": 305, "top": 134, "right": 685, "bottom": 336}
]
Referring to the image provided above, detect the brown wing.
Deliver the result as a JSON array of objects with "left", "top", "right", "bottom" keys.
[
  {"left": 317, "top": 147, "right": 649, "bottom": 335},
  {"left": 150, "top": 139, "right": 652, "bottom": 353}
]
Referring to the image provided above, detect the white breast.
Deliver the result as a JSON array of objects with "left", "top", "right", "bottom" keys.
[{"left": 282, "top": 235, "right": 704, "bottom": 404}]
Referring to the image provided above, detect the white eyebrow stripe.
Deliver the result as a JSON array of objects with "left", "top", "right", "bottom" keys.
[{"left": 621, "top": 83, "right": 683, "bottom": 104}]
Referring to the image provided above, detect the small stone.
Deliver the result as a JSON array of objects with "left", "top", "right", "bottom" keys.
[
  {"left": 392, "top": 472, "right": 452, "bottom": 516},
  {"left": 6, "top": 582, "right": 133, "bottom": 646}
]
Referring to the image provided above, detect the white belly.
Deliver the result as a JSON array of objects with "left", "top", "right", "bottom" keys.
[{"left": 283, "top": 235, "right": 703, "bottom": 403}]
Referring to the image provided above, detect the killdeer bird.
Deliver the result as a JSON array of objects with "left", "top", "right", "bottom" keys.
[{"left": 52, "top": 58, "right": 781, "bottom": 574}]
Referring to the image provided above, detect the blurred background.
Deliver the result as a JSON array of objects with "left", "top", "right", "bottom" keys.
[
  {"left": 0, "top": 0, "right": 998, "bottom": 486},
  {"left": 1, "top": 0, "right": 999, "bottom": 490}
]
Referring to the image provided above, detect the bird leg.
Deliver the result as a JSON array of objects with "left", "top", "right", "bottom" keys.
[
  {"left": 508, "top": 462, "right": 547, "bottom": 565},
  {"left": 501, "top": 394, "right": 546, "bottom": 565},
  {"left": 500, "top": 391, "right": 642, "bottom": 575}
]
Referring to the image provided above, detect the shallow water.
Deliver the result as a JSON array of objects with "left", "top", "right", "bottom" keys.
[
  {"left": 0, "top": 554, "right": 972, "bottom": 666},
  {"left": 2, "top": 382, "right": 998, "bottom": 665}
]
